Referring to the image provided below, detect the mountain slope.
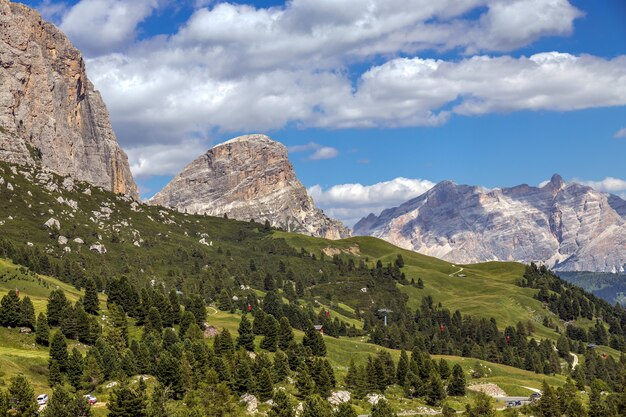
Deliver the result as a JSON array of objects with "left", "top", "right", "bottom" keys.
[
  {"left": 354, "top": 174, "right": 626, "bottom": 272},
  {"left": 0, "top": 0, "right": 138, "bottom": 198},
  {"left": 149, "top": 134, "right": 350, "bottom": 239}
]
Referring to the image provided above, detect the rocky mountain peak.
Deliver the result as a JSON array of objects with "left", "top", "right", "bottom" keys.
[
  {"left": 354, "top": 177, "right": 626, "bottom": 272},
  {"left": 148, "top": 134, "right": 350, "bottom": 240},
  {"left": 0, "top": 0, "right": 138, "bottom": 198},
  {"left": 544, "top": 174, "right": 566, "bottom": 191}
]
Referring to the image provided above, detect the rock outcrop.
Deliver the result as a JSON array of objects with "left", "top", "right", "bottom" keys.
[
  {"left": 0, "top": 0, "right": 138, "bottom": 198},
  {"left": 354, "top": 175, "right": 626, "bottom": 272},
  {"left": 149, "top": 134, "right": 350, "bottom": 239}
]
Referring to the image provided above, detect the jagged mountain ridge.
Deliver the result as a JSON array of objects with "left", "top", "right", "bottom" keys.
[
  {"left": 149, "top": 134, "right": 351, "bottom": 240},
  {"left": 0, "top": 0, "right": 138, "bottom": 198},
  {"left": 354, "top": 174, "right": 626, "bottom": 272}
]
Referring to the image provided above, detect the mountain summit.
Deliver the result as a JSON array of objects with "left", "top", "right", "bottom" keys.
[
  {"left": 0, "top": 0, "right": 138, "bottom": 198},
  {"left": 354, "top": 175, "right": 626, "bottom": 272},
  {"left": 149, "top": 134, "right": 351, "bottom": 239}
]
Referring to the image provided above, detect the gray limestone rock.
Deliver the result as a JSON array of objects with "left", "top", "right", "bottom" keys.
[{"left": 149, "top": 134, "right": 350, "bottom": 240}]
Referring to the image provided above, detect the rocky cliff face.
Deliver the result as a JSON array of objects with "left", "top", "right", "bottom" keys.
[
  {"left": 0, "top": 0, "right": 138, "bottom": 198},
  {"left": 149, "top": 134, "right": 351, "bottom": 240},
  {"left": 354, "top": 175, "right": 626, "bottom": 272}
]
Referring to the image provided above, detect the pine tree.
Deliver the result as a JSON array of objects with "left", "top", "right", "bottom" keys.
[
  {"left": 417, "top": 278, "right": 424, "bottom": 289},
  {"left": 145, "top": 306, "right": 163, "bottom": 335},
  {"left": 371, "top": 399, "right": 397, "bottom": 417},
  {"left": 438, "top": 359, "right": 450, "bottom": 380},
  {"left": 278, "top": 316, "right": 294, "bottom": 350},
  {"left": 156, "top": 351, "right": 184, "bottom": 399},
  {"left": 168, "top": 289, "right": 181, "bottom": 325},
  {"left": 314, "top": 364, "right": 332, "bottom": 398},
  {"left": 67, "top": 347, "right": 84, "bottom": 389},
  {"left": 273, "top": 350, "right": 290, "bottom": 381},
  {"left": 536, "top": 381, "right": 561, "bottom": 417},
  {"left": 303, "top": 322, "right": 326, "bottom": 356},
  {"left": 261, "top": 315, "right": 279, "bottom": 352},
  {"left": 49, "top": 330, "right": 69, "bottom": 371},
  {"left": 425, "top": 371, "right": 446, "bottom": 406},
  {"left": 334, "top": 403, "right": 357, "bottom": 417},
  {"left": 264, "top": 273, "right": 276, "bottom": 291},
  {"left": 83, "top": 277, "right": 99, "bottom": 315},
  {"left": 557, "top": 378, "right": 586, "bottom": 417},
  {"left": 268, "top": 390, "right": 295, "bottom": 417},
  {"left": 48, "top": 359, "right": 62, "bottom": 387},
  {"left": 178, "top": 311, "right": 195, "bottom": 338},
  {"left": 47, "top": 289, "right": 69, "bottom": 326},
  {"left": 36, "top": 312, "right": 50, "bottom": 346},
  {"left": 301, "top": 395, "right": 332, "bottom": 417},
  {"left": 214, "top": 328, "right": 235, "bottom": 357},
  {"left": 81, "top": 353, "right": 104, "bottom": 391},
  {"left": 447, "top": 364, "right": 466, "bottom": 396},
  {"left": 8, "top": 374, "right": 38, "bottom": 416},
  {"left": 146, "top": 383, "right": 169, "bottom": 417},
  {"left": 234, "top": 354, "right": 255, "bottom": 394},
  {"left": 257, "top": 368, "right": 274, "bottom": 401},
  {"left": 108, "top": 379, "right": 147, "bottom": 417},
  {"left": 121, "top": 349, "right": 138, "bottom": 377},
  {"left": 41, "top": 385, "right": 93, "bottom": 417},
  {"left": 465, "top": 393, "right": 495, "bottom": 417},
  {"left": 0, "top": 289, "right": 20, "bottom": 327},
  {"left": 589, "top": 379, "right": 607, "bottom": 417},
  {"left": 296, "top": 365, "right": 315, "bottom": 399},
  {"left": 237, "top": 314, "right": 256, "bottom": 351},
  {"left": 396, "top": 350, "right": 409, "bottom": 385}
]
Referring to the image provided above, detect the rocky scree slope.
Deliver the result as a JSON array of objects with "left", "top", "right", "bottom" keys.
[
  {"left": 354, "top": 174, "right": 626, "bottom": 273},
  {"left": 0, "top": 0, "right": 138, "bottom": 198},
  {"left": 149, "top": 134, "right": 351, "bottom": 240}
]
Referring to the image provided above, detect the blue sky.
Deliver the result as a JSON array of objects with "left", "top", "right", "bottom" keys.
[{"left": 23, "top": 0, "right": 626, "bottom": 225}]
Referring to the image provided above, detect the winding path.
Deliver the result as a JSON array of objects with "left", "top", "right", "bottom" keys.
[{"left": 449, "top": 267, "right": 464, "bottom": 277}]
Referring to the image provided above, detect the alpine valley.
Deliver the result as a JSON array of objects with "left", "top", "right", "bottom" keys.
[{"left": 0, "top": 1, "right": 626, "bottom": 417}]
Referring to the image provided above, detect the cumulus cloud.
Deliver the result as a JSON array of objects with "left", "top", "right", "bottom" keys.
[
  {"left": 126, "top": 139, "right": 208, "bottom": 178},
  {"left": 60, "top": 0, "right": 161, "bottom": 55},
  {"left": 614, "top": 128, "right": 626, "bottom": 139},
  {"left": 575, "top": 177, "right": 626, "bottom": 194},
  {"left": 308, "top": 177, "right": 435, "bottom": 226},
  {"left": 36, "top": 0, "right": 624, "bottom": 178}
]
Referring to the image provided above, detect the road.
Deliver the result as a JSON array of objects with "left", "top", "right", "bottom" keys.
[
  {"left": 571, "top": 352, "right": 579, "bottom": 369},
  {"left": 449, "top": 267, "right": 464, "bottom": 277}
]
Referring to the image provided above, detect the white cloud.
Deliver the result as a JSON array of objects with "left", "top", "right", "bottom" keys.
[
  {"left": 614, "top": 128, "right": 626, "bottom": 139},
  {"left": 289, "top": 142, "right": 341, "bottom": 160},
  {"left": 39, "top": 0, "right": 624, "bottom": 178},
  {"left": 308, "top": 177, "right": 435, "bottom": 226},
  {"left": 126, "top": 139, "right": 208, "bottom": 178},
  {"left": 575, "top": 177, "right": 626, "bottom": 194},
  {"left": 60, "top": 0, "right": 161, "bottom": 56}
]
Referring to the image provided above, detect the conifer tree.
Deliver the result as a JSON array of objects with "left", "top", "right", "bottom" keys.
[
  {"left": 417, "top": 278, "right": 424, "bottom": 289},
  {"left": 303, "top": 321, "right": 326, "bottom": 356},
  {"left": 83, "top": 277, "right": 99, "bottom": 315},
  {"left": 278, "top": 316, "right": 294, "bottom": 350},
  {"left": 156, "top": 351, "right": 185, "bottom": 399},
  {"left": 438, "top": 359, "right": 450, "bottom": 380},
  {"left": 144, "top": 306, "right": 163, "bottom": 335},
  {"left": 49, "top": 330, "right": 69, "bottom": 371},
  {"left": 36, "top": 312, "right": 50, "bottom": 346},
  {"left": 18, "top": 296, "right": 35, "bottom": 329},
  {"left": 261, "top": 315, "right": 279, "bottom": 351},
  {"left": 447, "top": 364, "right": 466, "bottom": 396},
  {"left": 47, "top": 289, "right": 69, "bottom": 326},
  {"left": 237, "top": 314, "right": 256, "bottom": 351},
  {"left": 168, "top": 289, "right": 181, "bottom": 325},
  {"left": 268, "top": 390, "right": 295, "bottom": 417},
  {"left": 214, "top": 328, "right": 235, "bottom": 357},
  {"left": 557, "top": 378, "right": 586, "bottom": 417},
  {"left": 8, "top": 374, "right": 38, "bottom": 417},
  {"left": 334, "top": 403, "right": 357, "bottom": 417},
  {"left": 465, "top": 393, "right": 495, "bottom": 417},
  {"left": 313, "top": 364, "right": 332, "bottom": 398},
  {"left": 273, "top": 350, "right": 290, "bottom": 381},
  {"left": 0, "top": 289, "right": 20, "bottom": 327},
  {"left": 588, "top": 379, "right": 607, "bottom": 417},
  {"left": 301, "top": 395, "right": 333, "bottom": 417},
  {"left": 67, "top": 347, "right": 84, "bottom": 389},
  {"left": 146, "top": 383, "right": 169, "bottom": 417},
  {"left": 81, "top": 353, "right": 104, "bottom": 391},
  {"left": 234, "top": 355, "right": 255, "bottom": 394},
  {"left": 48, "top": 360, "right": 62, "bottom": 387},
  {"left": 536, "top": 381, "right": 561, "bottom": 417},
  {"left": 396, "top": 350, "right": 409, "bottom": 385},
  {"left": 425, "top": 371, "right": 446, "bottom": 406},
  {"left": 178, "top": 311, "right": 195, "bottom": 338},
  {"left": 41, "top": 385, "right": 93, "bottom": 417},
  {"left": 371, "top": 399, "right": 397, "bottom": 417},
  {"left": 257, "top": 368, "right": 274, "bottom": 401},
  {"left": 296, "top": 365, "right": 315, "bottom": 399},
  {"left": 108, "top": 379, "right": 147, "bottom": 417}
]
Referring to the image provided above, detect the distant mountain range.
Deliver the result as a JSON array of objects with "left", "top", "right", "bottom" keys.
[{"left": 354, "top": 174, "right": 626, "bottom": 273}]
